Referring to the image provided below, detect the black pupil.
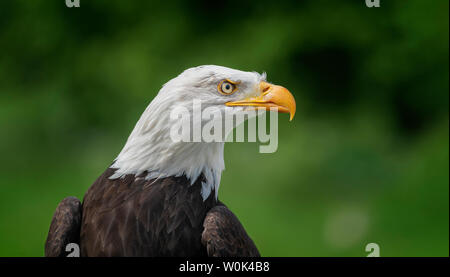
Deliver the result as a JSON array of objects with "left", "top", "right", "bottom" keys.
[{"left": 225, "top": 84, "right": 231, "bottom": 90}]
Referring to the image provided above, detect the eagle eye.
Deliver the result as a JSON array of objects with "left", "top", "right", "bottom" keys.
[{"left": 218, "top": 79, "right": 238, "bottom": 95}]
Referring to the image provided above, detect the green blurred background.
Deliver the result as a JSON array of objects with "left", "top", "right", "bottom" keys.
[{"left": 0, "top": 0, "right": 448, "bottom": 257}]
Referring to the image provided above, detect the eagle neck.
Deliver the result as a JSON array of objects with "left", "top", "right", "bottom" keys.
[{"left": 110, "top": 139, "right": 225, "bottom": 201}]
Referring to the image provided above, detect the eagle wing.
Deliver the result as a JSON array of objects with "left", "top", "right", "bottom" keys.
[
  {"left": 201, "top": 202, "right": 260, "bottom": 257},
  {"left": 45, "top": 196, "right": 82, "bottom": 257}
]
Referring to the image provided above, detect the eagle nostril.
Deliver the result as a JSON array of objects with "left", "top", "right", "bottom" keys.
[{"left": 262, "top": 85, "right": 271, "bottom": 93}]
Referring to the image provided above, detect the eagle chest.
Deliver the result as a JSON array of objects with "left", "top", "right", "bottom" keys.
[{"left": 80, "top": 169, "right": 217, "bottom": 256}]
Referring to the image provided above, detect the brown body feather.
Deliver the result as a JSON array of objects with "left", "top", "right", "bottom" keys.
[
  {"left": 45, "top": 197, "right": 82, "bottom": 257},
  {"left": 45, "top": 168, "right": 260, "bottom": 257}
]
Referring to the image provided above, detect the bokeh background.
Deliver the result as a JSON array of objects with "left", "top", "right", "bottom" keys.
[{"left": 0, "top": 0, "right": 448, "bottom": 257}]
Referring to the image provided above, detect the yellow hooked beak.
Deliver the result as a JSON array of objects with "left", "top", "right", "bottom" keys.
[{"left": 225, "top": 81, "right": 296, "bottom": 121}]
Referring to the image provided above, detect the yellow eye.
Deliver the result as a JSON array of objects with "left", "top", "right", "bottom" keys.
[{"left": 218, "top": 80, "right": 238, "bottom": 95}]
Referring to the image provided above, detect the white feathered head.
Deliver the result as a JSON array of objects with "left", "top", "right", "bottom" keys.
[{"left": 111, "top": 65, "right": 296, "bottom": 200}]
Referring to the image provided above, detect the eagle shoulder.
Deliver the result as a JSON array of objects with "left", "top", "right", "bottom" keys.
[
  {"left": 45, "top": 196, "right": 82, "bottom": 257},
  {"left": 201, "top": 202, "right": 260, "bottom": 257}
]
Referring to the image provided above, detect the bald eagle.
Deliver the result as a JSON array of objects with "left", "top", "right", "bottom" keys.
[{"left": 45, "top": 65, "right": 296, "bottom": 257}]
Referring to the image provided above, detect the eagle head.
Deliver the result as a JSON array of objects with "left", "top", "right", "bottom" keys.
[{"left": 110, "top": 65, "right": 296, "bottom": 200}]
